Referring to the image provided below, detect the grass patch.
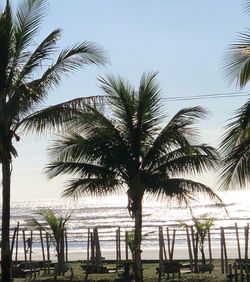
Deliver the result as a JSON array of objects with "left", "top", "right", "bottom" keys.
[{"left": 13, "top": 260, "right": 229, "bottom": 281}]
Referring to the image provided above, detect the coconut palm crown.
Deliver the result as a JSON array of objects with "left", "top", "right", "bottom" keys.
[
  {"left": 220, "top": 0, "right": 250, "bottom": 190},
  {"left": 219, "top": 99, "right": 250, "bottom": 189},
  {"left": 0, "top": 0, "right": 106, "bottom": 280},
  {"left": 47, "top": 72, "right": 221, "bottom": 282}
]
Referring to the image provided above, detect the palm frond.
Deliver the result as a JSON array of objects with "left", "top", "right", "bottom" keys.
[
  {"left": 223, "top": 31, "right": 250, "bottom": 88},
  {"left": 15, "top": 0, "right": 47, "bottom": 51},
  {"left": 151, "top": 145, "right": 218, "bottom": 175},
  {"left": 46, "top": 161, "right": 114, "bottom": 179},
  {"left": 22, "top": 42, "right": 107, "bottom": 96},
  {"left": 14, "top": 29, "right": 61, "bottom": 84},
  {"left": 219, "top": 137, "right": 250, "bottom": 189},
  {"left": 220, "top": 99, "right": 250, "bottom": 156},
  {"left": 62, "top": 178, "right": 123, "bottom": 199},
  {"left": 144, "top": 107, "right": 207, "bottom": 167},
  {"left": 137, "top": 72, "right": 163, "bottom": 139},
  {"left": 145, "top": 177, "right": 222, "bottom": 205},
  {"left": 243, "top": 0, "right": 250, "bottom": 15},
  {"left": 17, "top": 97, "right": 94, "bottom": 135}
]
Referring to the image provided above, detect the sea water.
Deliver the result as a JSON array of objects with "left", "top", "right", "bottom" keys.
[{"left": 5, "top": 190, "right": 250, "bottom": 260}]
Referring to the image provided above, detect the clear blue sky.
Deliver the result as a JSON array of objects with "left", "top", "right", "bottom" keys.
[{"left": 8, "top": 0, "right": 250, "bottom": 200}]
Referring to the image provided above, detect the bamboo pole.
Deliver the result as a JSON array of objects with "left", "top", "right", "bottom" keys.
[
  {"left": 160, "top": 227, "right": 167, "bottom": 260},
  {"left": 186, "top": 226, "right": 193, "bottom": 272},
  {"left": 235, "top": 223, "right": 241, "bottom": 260},
  {"left": 221, "top": 227, "right": 228, "bottom": 274},
  {"left": 29, "top": 230, "right": 33, "bottom": 279},
  {"left": 46, "top": 232, "right": 50, "bottom": 274},
  {"left": 87, "top": 228, "right": 90, "bottom": 262},
  {"left": 65, "top": 229, "right": 68, "bottom": 263},
  {"left": 245, "top": 224, "right": 249, "bottom": 261},
  {"left": 15, "top": 222, "right": 20, "bottom": 263},
  {"left": 61, "top": 229, "right": 65, "bottom": 275},
  {"left": 10, "top": 228, "right": 17, "bottom": 260},
  {"left": 116, "top": 227, "right": 121, "bottom": 271},
  {"left": 84, "top": 229, "right": 90, "bottom": 281},
  {"left": 220, "top": 227, "right": 225, "bottom": 274},
  {"left": 208, "top": 228, "right": 212, "bottom": 262},
  {"left": 125, "top": 231, "right": 128, "bottom": 260},
  {"left": 90, "top": 232, "right": 94, "bottom": 268},
  {"left": 190, "top": 226, "right": 196, "bottom": 259},
  {"left": 191, "top": 225, "right": 198, "bottom": 272},
  {"left": 158, "top": 226, "right": 163, "bottom": 282},
  {"left": 166, "top": 227, "right": 171, "bottom": 260},
  {"left": 118, "top": 227, "right": 121, "bottom": 261},
  {"left": 170, "top": 229, "right": 176, "bottom": 261},
  {"left": 22, "top": 230, "right": 27, "bottom": 268},
  {"left": 39, "top": 230, "right": 45, "bottom": 269}
]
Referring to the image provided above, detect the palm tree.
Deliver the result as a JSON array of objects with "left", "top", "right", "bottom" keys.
[
  {"left": 219, "top": 99, "right": 250, "bottom": 189},
  {"left": 46, "top": 72, "right": 221, "bottom": 282},
  {"left": 0, "top": 0, "right": 106, "bottom": 280},
  {"left": 27, "top": 209, "right": 70, "bottom": 275},
  {"left": 220, "top": 0, "right": 250, "bottom": 190}
]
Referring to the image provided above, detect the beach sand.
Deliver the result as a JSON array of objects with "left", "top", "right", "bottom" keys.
[{"left": 13, "top": 245, "right": 240, "bottom": 262}]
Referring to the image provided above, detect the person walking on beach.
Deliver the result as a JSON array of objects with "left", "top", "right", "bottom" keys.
[{"left": 26, "top": 237, "right": 32, "bottom": 254}]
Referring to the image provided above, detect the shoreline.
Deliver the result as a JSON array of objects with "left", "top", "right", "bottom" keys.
[{"left": 12, "top": 246, "right": 240, "bottom": 262}]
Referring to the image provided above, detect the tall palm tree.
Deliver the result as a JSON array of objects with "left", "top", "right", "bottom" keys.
[
  {"left": 0, "top": 0, "right": 106, "bottom": 280},
  {"left": 27, "top": 209, "right": 71, "bottom": 275},
  {"left": 220, "top": 0, "right": 250, "bottom": 190},
  {"left": 46, "top": 72, "right": 221, "bottom": 282}
]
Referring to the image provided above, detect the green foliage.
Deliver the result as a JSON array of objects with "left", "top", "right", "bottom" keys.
[
  {"left": 46, "top": 72, "right": 221, "bottom": 281},
  {"left": 47, "top": 72, "right": 221, "bottom": 210},
  {"left": 0, "top": 0, "right": 106, "bottom": 279},
  {"left": 27, "top": 209, "right": 70, "bottom": 251},
  {"left": 192, "top": 216, "right": 214, "bottom": 248},
  {"left": 220, "top": 1, "right": 250, "bottom": 190}
]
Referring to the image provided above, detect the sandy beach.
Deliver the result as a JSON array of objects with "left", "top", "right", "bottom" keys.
[{"left": 13, "top": 245, "right": 240, "bottom": 263}]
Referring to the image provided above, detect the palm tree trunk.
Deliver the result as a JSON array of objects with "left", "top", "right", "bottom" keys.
[
  {"left": 1, "top": 146, "right": 12, "bottom": 282},
  {"left": 57, "top": 232, "right": 65, "bottom": 276},
  {"left": 133, "top": 200, "right": 143, "bottom": 282}
]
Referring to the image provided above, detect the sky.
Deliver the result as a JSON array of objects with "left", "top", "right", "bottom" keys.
[{"left": 5, "top": 0, "right": 250, "bottom": 201}]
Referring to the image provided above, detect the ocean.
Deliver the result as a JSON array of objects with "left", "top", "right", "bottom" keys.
[{"left": 7, "top": 190, "right": 250, "bottom": 261}]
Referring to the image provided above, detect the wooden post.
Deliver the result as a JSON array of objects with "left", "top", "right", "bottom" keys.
[
  {"left": 65, "top": 229, "right": 68, "bottom": 263},
  {"left": 61, "top": 228, "right": 65, "bottom": 275},
  {"left": 221, "top": 227, "right": 228, "bottom": 274},
  {"left": 116, "top": 227, "right": 121, "bottom": 271},
  {"left": 186, "top": 226, "right": 193, "bottom": 272},
  {"left": 28, "top": 230, "right": 33, "bottom": 279},
  {"left": 22, "top": 230, "right": 27, "bottom": 268},
  {"left": 158, "top": 226, "right": 163, "bottom": 282},
  {"left": 160, "top": 227, "right": 167, "bottom": 260},
  {"left": 10, "top": 228, "right": 17, "bottom": 260},
  {"left": 166, "top": 227, "right": 171, "bottom": 260},
  {"left": 84, "top": 229, "right": 90, "bottom": 281},
  {"left": 15, "top": 222, "right": 20, "bottom": 263},
  {"left": 208, "top": 228, "right": 212, "bottom": 262},
  {"left": 125, "top": 231, "right": 128, "bottom": 260},
  {"left": 40, "top": 230, "right": 46, "bottom": 269},
  {"left": 245, "top": 224, "right": 249, "bottom": 261},
  {"left": 228, "top": 264, "right": 233, "bottom": 282},
  {"left": 46, "top": 232, "right": 50, "bottom": 274},
  {"left": 220, "top": 227, "right": 225, "bottom": 274},
  {"left": 191, "top": 225, "right": 198, "bottom": 272},
  {"left": 87, "top": 228, "right": 90, "bottom": 262},
  {"left": 170, "top": 229, "right": 176, "bottom": 261},
  {"left": 235, "top": 223, "right": 241, "bottom": 260}
]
